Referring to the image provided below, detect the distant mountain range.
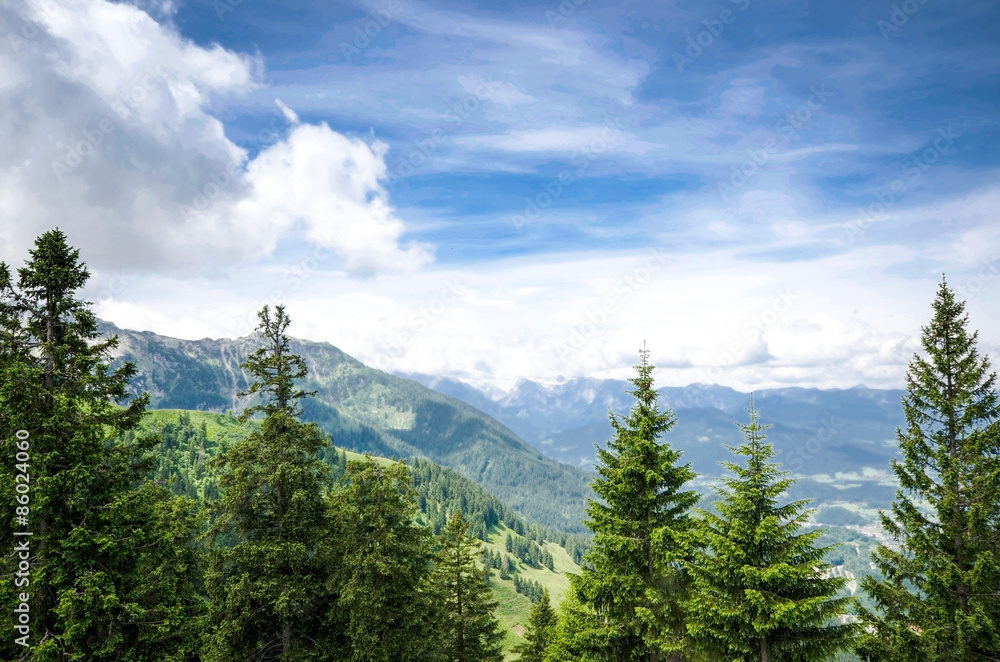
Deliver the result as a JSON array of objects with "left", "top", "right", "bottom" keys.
[
  {"left": 397, "top": 373, "right": 906, "bottom": 472},
  {"left": 97, "top": 320, "right": 593, "bottom": 533},
  {"left": 98, "top": 319, "right": 908, "bottom": 533},
  {"left": 399, "top": 373, "right": 908, "bottom": 527}
]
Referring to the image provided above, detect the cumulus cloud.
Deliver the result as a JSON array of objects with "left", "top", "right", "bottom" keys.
[{"left": 0, "top": 0, "right": 430, "bottom": 276}]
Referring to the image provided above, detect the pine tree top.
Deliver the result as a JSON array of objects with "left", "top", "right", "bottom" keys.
[
  {"left": 0, "top": 229, "right": 146, "bottom": 430},
  {"left": 238, "top": 305, "right": 317, "bottom": 421},
  {"left": 17, "top": 228, "right": 91, "bottom": 300},
  {"left": 613, "top": 344, "right": 677, "bottom": 440},
  {"left": 4, "top": 228, "right": 104, "bottom": 350},
  {"left": 715, "top": 398, "right": 803, "bottom": 520},
  {"left": 861, "top": 275, "right": 1000, "bottom": 658}
]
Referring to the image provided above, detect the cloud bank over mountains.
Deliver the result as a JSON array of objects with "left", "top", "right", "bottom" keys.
[{"left": 1, "top": 0, "right": 997, "bottom": 392}]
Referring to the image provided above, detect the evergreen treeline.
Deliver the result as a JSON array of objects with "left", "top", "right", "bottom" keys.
[
  {"left": 138, "top": 408, "right": 590, "bottom": 562},
  {"left": 505, "top": 532, "right": 555, "bottom": 570},
  {"left": 513, "top": 575, "right": 546, "bottom": 603},
  {"left": 0, "top": 231, "right": 505, "bottom": 661},
  {"left": 539, "top": 281, "right": 1000, "bottom": 662},
  {"left": 1, "top": 232, "right": 997, "bottom": 661}
]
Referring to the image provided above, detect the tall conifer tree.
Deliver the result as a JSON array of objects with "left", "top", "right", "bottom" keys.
[
  {"left": 325, "top": 457, "right": 441, "bottom": 661},
  {"left": 0, "top": 230, "right": 203, "bottom": 660},
  {"left": 685, "top": 400, "right": 856, "bottom": 661},
  {"left": 513, "top": 588, "right": 557, "bottom": 662},
  {"left": 572, "top": 346, "right": 699, "bottom": 661},
  {"left": 859, "top": 277, "right": 1000, "bottom": 661},
  {"left": 435, "top": 510, "right": 504, "bottom": 662},
  {"left": 543, "top": 591, "right": 616, "bottom": 662},
  {"left": 204, "top": 304, "right": 331, "bottom": 661}
]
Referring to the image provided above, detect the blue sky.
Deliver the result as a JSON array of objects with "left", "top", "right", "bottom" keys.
[{"left": 1, "top": 0, "right": 998, "bottom": 391}]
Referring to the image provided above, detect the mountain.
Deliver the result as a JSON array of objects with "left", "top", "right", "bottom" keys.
[
  {"left": 100, "top": 317, "right": 909, "bottom": 534},
  {"left": 398, "top": 375, "right": 905, "bottom": 469},
  {"left": 98, "top": 320, "right": 593, "bottom": 533},
  {"left": 403, "top": 375, "right": 909, "bottom": 531}
]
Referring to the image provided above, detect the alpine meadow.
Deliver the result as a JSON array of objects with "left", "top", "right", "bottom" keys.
[{"left": 2, "top": 1, "right": 999, "bottom": 661}]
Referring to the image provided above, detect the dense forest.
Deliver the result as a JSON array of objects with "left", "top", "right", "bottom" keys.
[
  {"left": 96, "top": 316, "right": 596, "bottom": 535},
  {"left": 141, "top": 408, "right": 589, "bottom": 565},
  {"left": 1, "top": 230, "right": 998, "bottom": 661}
]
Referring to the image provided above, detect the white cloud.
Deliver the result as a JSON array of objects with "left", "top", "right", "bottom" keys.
[
  {"left": 455, "top": 126, "right": 637, "bottom": 153},
  {"left": 235, "top": 124, "right": 433, "bottom": 274},
  {"left": 457, "top": 73, "right": 533, "bottom": 108},
  {"left": 87, "top": 198, "right": 1000, "bottom": 392},
  {"left": 275, "top": 98, "right": 300, "bottom": 125},
  {"left": 7, "top": 0, "right": 998, "bottom": 397},
  {"left": 0, "top": 0, "right": 428, "bottom": 276}
]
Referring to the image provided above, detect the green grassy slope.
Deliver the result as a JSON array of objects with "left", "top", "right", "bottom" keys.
[
  {"left": 103, "top": 320, "right": 593, "bottom": 532},
  {"left": 480, "top": 523, "right": 576, "bottom": 656},
  {"left": 138, "top": 409, "right": 583, "bottom": 659}
]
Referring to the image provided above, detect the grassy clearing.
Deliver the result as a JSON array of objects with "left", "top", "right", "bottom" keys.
[
  {"left": 142, "top": 409, "right": 582, "bottom": 659},
  {"left": 480, "top": 523, "right": 580, "bottom": 658},
  {"left": 145, "top": 408, "right": 247, "bottom": 441}
]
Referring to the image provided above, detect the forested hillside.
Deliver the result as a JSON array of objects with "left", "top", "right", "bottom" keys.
[
  {"left": 99, "top": 319, "right": 594, "bottom": 533},
  {"left": 4, "top": 231, "right": 997, "bottom": 662},
  {"left": 138, "top": 408, "right": 586, "bottom": 657},
  {"left": 141, "top": 409, "right": 589, "bottom": 561}
]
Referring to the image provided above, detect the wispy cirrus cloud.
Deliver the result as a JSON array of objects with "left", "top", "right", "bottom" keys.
[{"left": 1, "top": 0, "right": 996, "bottom": 391}]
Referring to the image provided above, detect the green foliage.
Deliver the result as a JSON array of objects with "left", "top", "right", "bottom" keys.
[
  {"left": 203, "top": 305, "right": 332, "bottom": 661},
  {"left": 435, "top": 511, "right": 504, "bottom": 662},
  {"left": 685, "top": 401, "right": 857, "bottom": 661},
  {"left": 543, "top": 591, "right": 614, "bottom": 662},
  {"left": 503, "top": 531, "right": 555, "bottom": 570},
  {"left": 325, "top": 457, "right": 441, "bottom": 661},
  {"left": 410, "top": 456, "right": 523, "bottom": 540},
  {"left": 140, "top": 408, "right": 589, "bottom": 562},
  {"left": 100, "top": 319, "right": 595, "bottom": 532},
  {"left": 859, "top": 278, "right": 1000, "bottom": 661},
  {"left": 572, "top": 347, "right": 700, "bottom": 660},
  {"left": 513, "top": 575, "right": 546, "bottom": 602},
  {"left": 512, "top": 588, "right": 557, "bottom": 662},
  {"left": 0, "top": 229, "right": 203, "bottom": 661},
  {"left": 139, "top": 409, "right": 246, "bottom": 502}
]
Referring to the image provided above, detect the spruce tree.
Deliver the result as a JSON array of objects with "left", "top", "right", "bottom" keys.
[
  {"left": 542, "top": 591, "right": 615, "bottom": 662},
  {"left": 435, "top": 510, "right": 504, "bottom": 662},
  {"left": 325, "top": 457, "right": 441, "bottom": 661},
  {"left": 513, "top": 588, "right": 557, "bottom": 662},
  {"left": 572, "top": 347, "right": 700, "bottom": 661},
  {"left": 204, "top": 304, "right": 331, "bottom": 661},
  {"left": 685, "top": 400, "right": 856, "bottom": 661},
  {"left": 0, "top": 229, "right": 203, "bottom": 660},
  {"left": 858, "top": 277, "right": 1000, "bottom": 661}
]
